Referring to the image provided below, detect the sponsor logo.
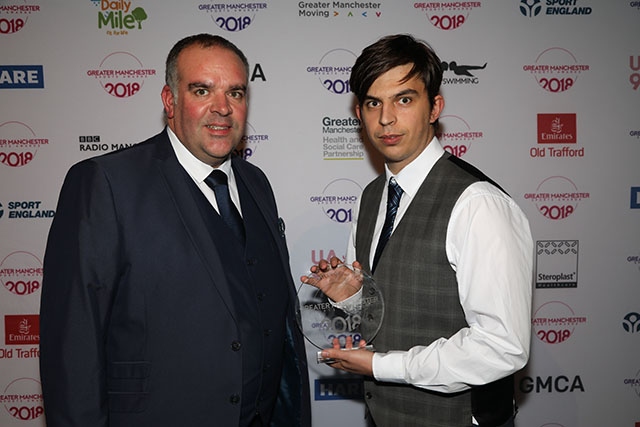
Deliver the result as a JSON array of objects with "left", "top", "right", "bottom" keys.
[
  {"left": 1, "top": 378, "right": 44, "bottom": 421},
  {"left": 94, "top": 0, "right": 148, "bottom": 35},
  {"left": 532, "top": 113, "right": 583, "bottom": 158},
  {"left": 4, "top": 315, "right": 39, "bottom": 346},
  {"left": 441, "top": 60, "right": 486, "bottom": 85},
  {"left": 235, "top": 122, "right": 268, "bottom": 161},
  {"left": 519, "top": 375, "right": 585, "bottom": 393},
  {"left": 298, "top": 2, "right": 383, "bottom": 18},
  {"left": 0, "top": 200, "right": 55, "bottom": 219},
  {"left": 532, "top": 300, "right": 587, "bottom": 344},
  {"left": 523, "top": 47, "right": 588, "bottom": 93},
  {"left": 309, "top": 178, "right": 361, "bottom": 224},
  {"left": 0, "top": 121, "right": 49, "bottom": 167},
  {"left": 437, "top": 115, "right": 483, "bottom": 158},
  {"left": 623, "top": 369, "right": 640, "bottom": 397},
  {"left": 322, "top": 116, "right": 364, "bottom": 160},
  {"left": 314, "top": 378, "right": 363, "bottom": 400},
  {"left": 414, "top": 1, "right": 481, "bottom": 30},
  {"left": 0, "top": 251, "right": 43, "bottom": 296},
  {"left": 0, "top": 65, "right": 43, "bottom": 89},
  {"left": 0, "top": 1, "right": 40, "bottom": 34},
  {"left": 519, "top": 0, "right": 593, "bottom": 17},
  {"left": 535, "top": 240, "right": 578, "bottom": 288},
  {"left": 632, "top": 187, "right": 640, "bottom": 209},
  {"left": 197, "top": 2, "right": 267, "bottom": 31},
  {"left": 623, "top": 312, "right": 640, "bottom": 333},
  {"left": 524, "top": 176, "right": 589, "bottom": 220},
  {"left": 307, "top": 48, "right": 357, "bottom": 94},
  {"left": 631, "top": 56, "right": 640, "bottom": 90},
  {"left": 87, "top": 51, "right": 156, "bottom": 98}
]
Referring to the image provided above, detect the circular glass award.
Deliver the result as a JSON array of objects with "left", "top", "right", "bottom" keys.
[{"left": 296, "top": 265, "right": 384, "bottom": 363}]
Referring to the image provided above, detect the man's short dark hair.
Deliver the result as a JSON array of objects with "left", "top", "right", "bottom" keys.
[
  {"left": 349, "top": 34, "right": 443, "bottom": 108},
  {"left": 165, "top": 33, "right": 249, "bottom": 94}
]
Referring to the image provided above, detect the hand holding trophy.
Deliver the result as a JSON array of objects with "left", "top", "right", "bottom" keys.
[{"left": 298, "top": 259, "right": 384, "bottom": 364}]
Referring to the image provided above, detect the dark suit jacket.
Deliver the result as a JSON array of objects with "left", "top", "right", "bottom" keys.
[{"left": 39, "top": 130, "right": 311, "bottom": 427}]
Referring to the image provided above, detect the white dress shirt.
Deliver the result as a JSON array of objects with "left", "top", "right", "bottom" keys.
[
  {"left": 346, "top": 137, "right": 533, "bottom": 394},
  {"left": 167, "top": 127, "right": 243, "bottom": 216}
]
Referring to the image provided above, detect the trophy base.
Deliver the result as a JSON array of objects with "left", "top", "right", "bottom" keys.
[{"left": 316, "top": 344, "right": 375, "bottom": 364}]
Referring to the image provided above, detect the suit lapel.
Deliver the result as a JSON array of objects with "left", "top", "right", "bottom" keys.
[{"left": 153, "top": 131, "right": 238, "bottom": 320}]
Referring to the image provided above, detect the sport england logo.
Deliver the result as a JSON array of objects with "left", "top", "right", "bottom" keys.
[
  {"left": 414, "top": 2, "right": 481, "bottom": 30},
  {"left": 524, "top": 176, "right": 589, "bottom": 220},
  {"left": 523, "top": 47, "right": 589, "bottom": 93},
  {"left": 519, "top": 0, "right": 592, "bottom": 17},
  {"left": 0, "top": 121, "right": 48, "bottom": 167},
  {"left": 536, "top": 240, "right": 578, "bottom": 289},
  {"left": 197, "top": 2, "right": 267, "bottom": 32},
  {"left": 436, "top": 115, "right": 483, "bottom": 158},
  {"left": 0, "top": 2, "right": 40, "bottom": 34},
  {"left": 87, "top": 52, "right": 156, "bottom": 98},
  {"left": 623, "top": 312, "right": 640, "bottom": 333},
  {"left": 94, "top": 0, "right": 148, "bottom": 35},
  {"left": 307, "top": 48, "right": 357, "bottom": 95}
]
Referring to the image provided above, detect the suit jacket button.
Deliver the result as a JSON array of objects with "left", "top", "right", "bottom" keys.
[
  {"left": 231, "top": 341, "right": 242, "bottom": 351},
  {"left": 229, "top": 394, "right": 240, "bottom": 404},
  {"left": 365, "top": 391, "right": 373, "bottom": 399}
]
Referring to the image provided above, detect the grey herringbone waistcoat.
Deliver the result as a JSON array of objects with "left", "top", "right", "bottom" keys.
[{"left": 356, "top": 152, "right": 511, "bottom": 427}]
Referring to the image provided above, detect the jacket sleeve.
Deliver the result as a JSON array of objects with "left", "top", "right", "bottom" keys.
[{"left": 40, "top": 160, "right": 120, "bottom": 427}]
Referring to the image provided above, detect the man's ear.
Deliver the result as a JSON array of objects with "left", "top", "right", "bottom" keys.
[
  {"left": 429, "top": 94, "right": 444, "bottom": 124},
  {"left": 161, "top": 85, "right": 175, "bottom": 119},
  {"left": 355, "top": 104, "right": 362, "bottom": 121}
]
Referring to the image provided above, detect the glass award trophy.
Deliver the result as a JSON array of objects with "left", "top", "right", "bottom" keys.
[{"left": 296, "top": 265, "right": 385, "bottom": 363}]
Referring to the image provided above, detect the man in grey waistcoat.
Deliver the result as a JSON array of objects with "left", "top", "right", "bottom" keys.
[{"left": 302, "top": 34, "right": 533, "bottom": 427}]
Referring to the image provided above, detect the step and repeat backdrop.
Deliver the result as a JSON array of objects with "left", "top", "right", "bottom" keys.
[{"left": 1, "top": 1, "right": 639, "bottom": 426}]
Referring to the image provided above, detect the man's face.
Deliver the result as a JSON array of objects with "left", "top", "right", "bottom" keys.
[
  {"left": 356, "top": 64, "right": 443, "bottom": 175},
  {"left": 162, "top": 45, "right": 248, "bottom": 167}
]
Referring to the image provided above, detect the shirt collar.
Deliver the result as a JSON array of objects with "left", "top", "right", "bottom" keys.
[
  {"left": 166, "top": 127, "right": 234, "bottom": 184},
  {"left": 385, "top": 137, "right": 444, "bottom": 198}
]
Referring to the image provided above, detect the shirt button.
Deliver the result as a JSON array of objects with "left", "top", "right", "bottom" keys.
[
  {"left": 229, "top": 394, "right": 240, "bottom": 404},
  {"left": 231, "top": 341, "right": 242, "bottom": 351},
  {"left": 365, "top": 391, "right": 373, "bottom": 399}
]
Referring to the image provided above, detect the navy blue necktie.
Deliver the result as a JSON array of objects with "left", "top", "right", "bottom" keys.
[
  {"left": 205, "top": 170, "right": 245, "bottom": 243},
  {"left": 372, "top": 177, "right": 403, "bottom": 273}
]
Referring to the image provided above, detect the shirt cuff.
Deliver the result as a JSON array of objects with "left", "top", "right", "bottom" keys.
[{"left": 372, "top": 351, "right": 408, "bottom": 383}]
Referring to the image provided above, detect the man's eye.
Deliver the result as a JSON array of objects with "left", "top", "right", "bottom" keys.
[
  {"left": 399, "top": 97, "right": 411, "bottom": 105},
  {"left": 229, "top": 91, "right": 245, "bottom": 99},
  {"left": 195, "top": 88, "right": 208, "bottom": 96},
  {"left": 366, "top": 100, "right": 380, "bottom": 108}
]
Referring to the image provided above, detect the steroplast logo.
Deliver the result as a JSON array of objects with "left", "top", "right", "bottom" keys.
[
  {"left": 535, "top": 240, "right": 578, "bottom": 289},
  {"left": 309, "top": 178, "right": 361, "bottom": 224},
  {"left": 96, "top": 0, "right": 148, "bottom": 35},
  {"left": 1, "top": 378, "right": 44, "bottom": 421},
  {"left": 0, "top": 121, "right": 48, "bottom": 167},
  {"left": 0, "top": 251, "right": 43, "bottom": 296},
  {"left": 307, "top": 48, "right": 357, "bottom": 95},
  {"left": 524, "top": 176, "right": 589, "bottom": 220},
  {"left": 623, "top": 312, "right": 640, "bottom": 333},
  {"left": 234, "top": 121, "right": 268, "bottom": 161},
  {"left": 87, "top": 51, "right": 156, "bottom": 98},
  {"left": 519, "top": 0, "right": 592, "bottom": 17},
  {"left": 0, "top": 1, "right": 40, "bottom": 34},
  {"left": 321, "top": 116, "right": 363, "bottom": 160},
  {"left": 0, "top": 65, "right": 43, "bottom": 89},
  {"left": 4, "top": 314, "right": 39, "bottom": 345},
  {"left": 631, "top": 55, "right": 640, "bottom": 91},
  {"left": 314, "top": 378, "right": 363, "bottom": 400},
  {"left": 441, "top": 60, "right": 486, "bottom": 85},
  {"left": 414, "top": 1, "right": 481, "bottom": 30},
  {"left": 197, "top": 2, "right": 266, "bottom": 32},
  {"left": 631, "top": 187, "right": 640, "bottom": 209},
  {"left": 523, "top": 47, "right": 589, "bottom": 93},
  {"left": 532, "top": 300, "right": 587, "bottom": 344},
  {"left": 436, "top": 114, "right": 483, "bottom": 158}
]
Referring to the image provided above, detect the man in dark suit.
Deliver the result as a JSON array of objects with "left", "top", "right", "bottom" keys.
[
  {"left": 40, "top": 34, "right": 310, "bottom": 427},
  {"left": 302, "top": 34, "right": 533, "bottom": 427}
]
